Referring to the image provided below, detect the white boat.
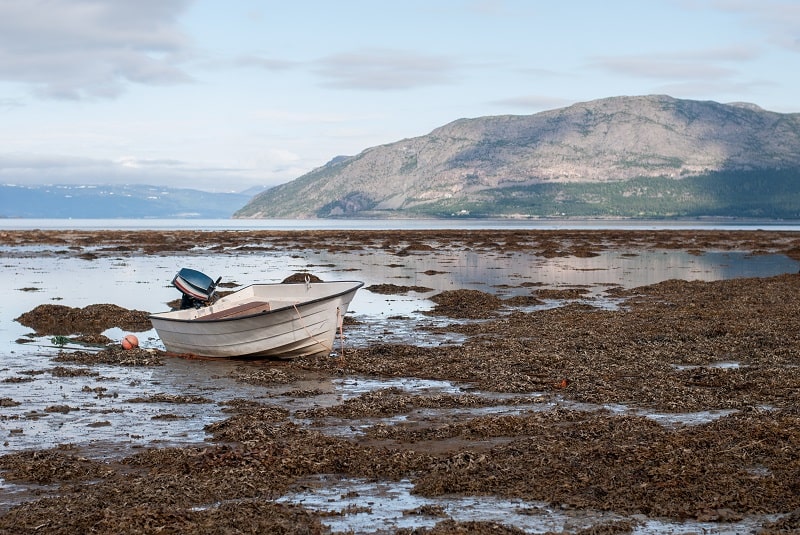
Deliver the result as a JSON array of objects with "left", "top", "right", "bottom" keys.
[{"left": 149, "top": 271, "right": 363, "bottom": 358}]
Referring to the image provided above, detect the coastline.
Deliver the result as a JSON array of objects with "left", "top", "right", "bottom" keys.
[
  {"left": 2, "top": 217, "right": 800, "bottom": 232},
  {"left": 1, "top": 228, "right": 799, "bottom": 533}
]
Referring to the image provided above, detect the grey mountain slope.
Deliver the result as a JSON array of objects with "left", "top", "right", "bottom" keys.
[{"left": 235, "top": 95, "right": 800, "bottom": 219}]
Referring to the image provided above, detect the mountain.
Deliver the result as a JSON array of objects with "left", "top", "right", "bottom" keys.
[
  {"left": 0, "top": 184, "right": 251, "bottom": 219},
  {"left": 235, "top": 95, "right": 800, "bottom": 219}
]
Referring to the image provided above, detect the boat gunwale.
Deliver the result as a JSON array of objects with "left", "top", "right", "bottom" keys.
[{"left": 147, "top": 280, "right": 364, "bottom": 324}]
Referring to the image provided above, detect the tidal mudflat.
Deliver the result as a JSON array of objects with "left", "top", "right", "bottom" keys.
[{"left": 1, "top": 229, "right": 799, "bottom": 534}]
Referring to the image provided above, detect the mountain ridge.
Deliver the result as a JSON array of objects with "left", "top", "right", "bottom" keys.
[{"left": 235, "top": 95, "right": 800, "bottom": 219}]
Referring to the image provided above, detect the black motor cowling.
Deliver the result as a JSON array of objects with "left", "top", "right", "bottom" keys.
[{"left": 172, "top": 268, "right": 221, "bottom": 309}]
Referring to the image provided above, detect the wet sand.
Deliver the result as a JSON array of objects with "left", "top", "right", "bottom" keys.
[{"left": 2, "top": 229, "right": 800, "bottom": 534}]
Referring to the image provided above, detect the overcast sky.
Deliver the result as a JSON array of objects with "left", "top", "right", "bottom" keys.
[{"left": 1, "top": 0, "right": 798, "bottom": 192}]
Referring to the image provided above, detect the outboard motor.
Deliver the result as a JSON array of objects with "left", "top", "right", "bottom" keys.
[{"left": 172, "top": 268, "right": 221, "bottom": 310}]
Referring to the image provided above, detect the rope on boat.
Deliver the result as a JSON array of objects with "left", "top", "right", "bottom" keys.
[
  {"left": 291, "top": 303, "right": 348, "bottom": 362},
  {"left": 336, "top": 306, "right": 346, "bottom": 363}
]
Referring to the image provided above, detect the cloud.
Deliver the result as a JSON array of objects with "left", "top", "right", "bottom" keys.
[
  {"left": 312, "top": 48, "right": 459, "bottom": 90},
  {"left": 0, "top": 97, "right": 23, "bottom": 110},
  {"left": 592, "top": 55, "right": 738, "bottom": 80},
  {"left": 491, "top": 95, "right": 574, "bottom": 112},
  {"left": 114, "top": 156, "right": 185, "bottom": 169},
  {"left": 0, "top": 0, "right": 194, "bottom": 100},
  {"left": 228, "top": 48, "right": 460, "bottom": 91},
  {"left": 586, "top": 42, "right": 761, "bottom": 86},
  {"left": 0, "top": 153, "right": 259, "bottom": 192},
  {"left": 704, "top": 0, "right": 800, "bottom": 53},
  {"left": 252, "top": 108, "right": 356, "bottom": 125},
  {"left": 232, "top": 55, "right": 298, "bottom": 71},
  {"left": 0, "top": 153, "right": 102, "bottom": 171}
]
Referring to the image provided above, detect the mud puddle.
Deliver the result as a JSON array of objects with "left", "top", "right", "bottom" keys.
[
  {"left": 0, "top": 353, "right": 257, "bottom": 454},
  {"left": 8, "top": 245, "right": 790, "bottom": 453},
  {"left": 277, "top": 476, "right": 779, "bottom": 534},
  {"left": 3, "top": 231, "right": 800, "bottom": 532},
  {"left": 295, "top": 377, "right": 744, "bottom": 441}
]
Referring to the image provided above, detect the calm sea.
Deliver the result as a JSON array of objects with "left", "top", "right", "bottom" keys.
[
  {"left": 3, "top": 215, "right": 800, "bottom": 467},
  {"left": 2, "top": 218, "right": 800, "bottom": 231}
]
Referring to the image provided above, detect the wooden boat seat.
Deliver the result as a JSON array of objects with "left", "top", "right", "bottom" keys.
[{"left": 198, "top": 301, "right": 270, "bottom": 320}]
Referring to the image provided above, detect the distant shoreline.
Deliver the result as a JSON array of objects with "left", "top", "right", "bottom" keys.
[
  {"left": 3, "top": 227, "right": 800, "bottom": 264},
  {"left": 1, "top": 217, "right": 799, "bottom": 232}
]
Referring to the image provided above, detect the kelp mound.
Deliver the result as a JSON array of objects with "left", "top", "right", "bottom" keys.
[{"left": 15, "top": 304, "right": 151, "bottom": 336}]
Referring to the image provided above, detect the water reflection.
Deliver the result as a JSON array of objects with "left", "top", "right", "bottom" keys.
[
  {"left": 1, "top": 248, "right": 798, "bottom": 438},
  {"left": 278, "top": 477, "right": 621, "bottom": 533},
  {"left": 2, "top": 218, "right": 800, "bottom": 231},
  {"left": 3, "top": 247, "right": 798, "bottom": 354},
  {"left": 312, "top": 248, "right": 799, "bottom": 297},
  {"left": 277, "top": 476, "right": 777, "bottom": 535},
  {"left": 1, "top": 244, "right": 797, "bottom": 529}
]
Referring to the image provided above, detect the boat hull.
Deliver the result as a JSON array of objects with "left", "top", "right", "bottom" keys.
[{"left": 149, "top": 280, "right": 363, "bottom": 358}]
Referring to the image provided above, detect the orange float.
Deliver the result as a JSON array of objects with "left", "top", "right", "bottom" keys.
[{"left": 121, "top": 334, "right": 139, "bottom": 350}]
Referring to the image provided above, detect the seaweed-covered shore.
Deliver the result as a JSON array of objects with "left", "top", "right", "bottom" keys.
[{"left": 1, "top": 229, "right": 799, "bottom": 534}]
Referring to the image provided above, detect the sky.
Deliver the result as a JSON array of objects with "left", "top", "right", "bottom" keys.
[{"left": 1, "top": 0, "right": 798, "bottom": 193}]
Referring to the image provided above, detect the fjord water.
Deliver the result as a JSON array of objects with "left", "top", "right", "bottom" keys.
[
  {"left": 2, "top": 219, "right": 799, "bottom": 532},
  {"left": 2, "top": 217, "right": 800, "bottom": 231},
  {"left": 3, "top": 233, "right": 798, "bottom": 450},
  {"left": 0, "top": 220, "right": 800, "bottom": 451}
]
